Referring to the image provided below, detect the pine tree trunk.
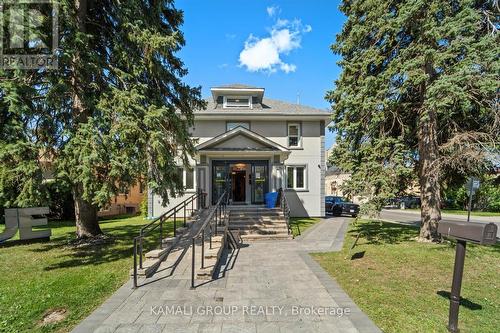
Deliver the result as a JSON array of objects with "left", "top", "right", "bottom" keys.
[
  {"left": 72, "top": 0, "right": 101, "bottom": 238},
  {"left": 418, "top": 107, "right": 441, "bottom": 242},
  {"left": 74, "top": 184, "right": 102, "bottom": 238}
]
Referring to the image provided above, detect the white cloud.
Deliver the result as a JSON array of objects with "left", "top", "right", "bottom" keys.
[
  {"left": 266, "top": 5, "right": 279, "bottom": 17},
  {"left": 239, "top": 15, "right": 311, "bottom": 74}
]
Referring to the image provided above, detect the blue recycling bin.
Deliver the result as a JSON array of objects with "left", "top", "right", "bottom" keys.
[{"left": 265, "top": 192, "right": 279, "bottom": 208}]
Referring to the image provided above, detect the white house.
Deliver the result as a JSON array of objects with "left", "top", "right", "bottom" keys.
[{"left": 148, "top": 84, "right": 331, "bottom": 218}]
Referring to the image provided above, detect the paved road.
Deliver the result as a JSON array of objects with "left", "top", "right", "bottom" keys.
[
  {"left": 379, "top": 209, "right": 500, "bottom": 237},
  {"left": 72, "top": 217, "right": 380, "bottom": 333}
]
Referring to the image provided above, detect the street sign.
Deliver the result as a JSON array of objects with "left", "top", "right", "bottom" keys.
[
  {"left": 464, "top": 178, "right": 480, "bottom": 195},
  {"left": 464, "top": 177, "right": 480, "bottom": 222}
]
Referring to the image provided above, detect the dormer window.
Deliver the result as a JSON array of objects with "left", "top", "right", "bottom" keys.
[{"left": 223, "top": 96, "right": 252, "bottom": 108}]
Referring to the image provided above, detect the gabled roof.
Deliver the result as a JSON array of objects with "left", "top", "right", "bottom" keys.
[
  {"left": 212, "top": 83, "right": 264, "bottom": 90},
  {"left": 195, "top": 97, "right": 331, "bottom": 119},
  {"left": 196, "top": 126, "right": 290, "bottom": 152}
]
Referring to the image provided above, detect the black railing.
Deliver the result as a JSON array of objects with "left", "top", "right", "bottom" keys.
[
  {"left": 133, "top": 189, "right": 207, "bottom": 288},
  {"left": 190, "top": 191, "right": 229, "bottom": 289},
  {"left": 278, "top": 188, "right": 293, "bottom": 235}
]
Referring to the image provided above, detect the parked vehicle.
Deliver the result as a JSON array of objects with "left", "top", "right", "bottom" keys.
[
  {"left": 325, "top": 196, "right": 359, "bottom": 217},
  {"left": 385, "top": 196, "right": 421, "bottom": 209}
]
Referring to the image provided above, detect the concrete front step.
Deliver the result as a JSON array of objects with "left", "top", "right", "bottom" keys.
[
  {"left": 230, "top": 216, "right": 284, "bottom": 221},
  {"left": 230, "top": 211, "right": 283, "bottom": 217},
  {"left": 229, "top": 218, "right": 287, "bottom": 225},
  {"left": 229, "top": 224, "right": 288, "bottom": 230},
  {"left": 236, "top": 228, "right": 289, "bottom": 235},
  {"left": 241, "top": 233, "right": 292, "bottom": 241}
]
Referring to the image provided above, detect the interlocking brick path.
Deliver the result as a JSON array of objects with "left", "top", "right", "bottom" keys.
[{"left": 72, "top": 217, "right": 380, "bottom": 333}]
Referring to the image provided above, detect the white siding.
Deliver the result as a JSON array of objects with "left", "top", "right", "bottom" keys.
[{"left": 150, "top": 119, "right": 326, "bottom": 218}]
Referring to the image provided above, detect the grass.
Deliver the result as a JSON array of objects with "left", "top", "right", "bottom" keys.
[
  {"left": 312, "top": 219, "right": 500, "bottom": 333},
  {"left": 441, "top": 209, "right": 500, "bottom": 217},
  {"left": 0, "top": 215, "right": 173, "bottom": 333},
  {"left": 290, "top": 217, "right": 321, "bottom": 237},
  {"left": 407, "top": 208, "right": 500, "bottom": 217}
]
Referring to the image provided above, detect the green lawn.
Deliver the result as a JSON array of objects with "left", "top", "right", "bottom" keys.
[
  {"left": 441, "top": 209, "right": 500, "bottom": 217},
  {"left": 312, "top": 220, "right": 500, "bottom": 333},
  {"left": 290, "top": 217, "right": 321, "bottom": 237},
  {"left": 0, "top": 216, "right": 172, "bottom": 333},
  {"left": 407, "top": 208, "right": 500, "bottom": 217}
]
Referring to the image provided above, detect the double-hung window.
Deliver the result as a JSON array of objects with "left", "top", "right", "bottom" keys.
[
  {"left": 286, "top": 166, "right": 306, "bottom": 190},
  {"left": 288, "top": 123, "right": 301, "bottom": 147},
  {"left": 177, "top": 167, "right": 195, "bottom": 191}
]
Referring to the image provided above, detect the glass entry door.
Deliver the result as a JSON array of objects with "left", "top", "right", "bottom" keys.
[
  {"left": 212, "top": 164, "right": 229, "bottom": 204},
  {"left": 251, "top": 164, "right": 268, "bottom": 204},
  {"left": 212, "top": 160, "right": 268, "bottom": 205}
]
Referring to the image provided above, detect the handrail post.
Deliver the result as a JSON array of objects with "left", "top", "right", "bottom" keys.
[
  {"left": 184, "top": 204, "right": 187, "bottom": 228},
  {"left": 215, "top": 207, "right": 218, "bottom": 226},
  {"left": 219, "top": 205, "right": 222, "bottom": 226},
  {"left": 159, "top": 219, "right": 163, "bottom": 249},
  {"left": 191, "top": 237, "right": 195, "bottom": 289},
  {"left": 210, "top": 224, "right": 213, "bottom": 249},
  {"left": 201, "top": 230, "right": 205, "bottom": 269},
  {"left": 139, "top": 236, "right": 143, "bottom": 269},
  {"left": 133, "top": 238, "right": 138, "bottom": 289},
  {"left": 173, "top": 208, "right": 177, "bottom": 237}
]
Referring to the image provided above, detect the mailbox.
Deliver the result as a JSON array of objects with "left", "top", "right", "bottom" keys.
[{"left": 437, "top": 221, "right": 497, "bottom": 245}]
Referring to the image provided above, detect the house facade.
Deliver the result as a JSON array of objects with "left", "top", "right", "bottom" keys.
[
  {"left": 148, "top": 84, "right": 331, "bottom": 218},
  {"left": 98, "top": 182, "right": 145, "bottom": 217}
]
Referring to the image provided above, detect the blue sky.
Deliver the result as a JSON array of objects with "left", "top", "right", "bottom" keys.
[{"left": 176, "top": 0, "right": 345, "bottom": 149}]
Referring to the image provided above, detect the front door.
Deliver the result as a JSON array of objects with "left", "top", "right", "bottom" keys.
[
  {"left": 231, "top": 170, "right": 246, "bottom": 202},
  {"left": 251, "top": 164, "right": 268, "bottom": 204},
  {"left": 212, "top": 160, "right": 269, "bottom": 205}
]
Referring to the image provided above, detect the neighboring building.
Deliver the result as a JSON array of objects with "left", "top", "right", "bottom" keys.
[
  {"left": 98, "top": 182, "right": 145, "bottom": 217},
  {"left": 148, "top": 84, "right": 331, "bottom": 218},
  {"left": 324, "top": 165, "right": 360, "bottom": 199}
]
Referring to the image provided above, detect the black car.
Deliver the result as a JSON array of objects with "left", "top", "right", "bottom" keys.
[{"left": 325, "top": 196, "right": 360, "bottom": 217}]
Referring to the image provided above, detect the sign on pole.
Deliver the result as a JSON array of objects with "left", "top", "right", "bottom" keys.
[{"left": 464, "top": 178, "right": 480, "bottom": 222}]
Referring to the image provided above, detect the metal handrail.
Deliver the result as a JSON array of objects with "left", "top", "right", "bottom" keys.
[
  {"left": 190, "top": 191, "right": 229, "bottom": 289},
  {"left": 133, "top": 188, "right": 207, "bottom": 288},
  {"left": 278, "top": 188, "right": 292, "bottom": 235}
]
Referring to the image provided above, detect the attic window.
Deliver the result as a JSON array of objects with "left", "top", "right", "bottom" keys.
[{"left": 223, "top": 96, "right": 251, "bottom": 108}]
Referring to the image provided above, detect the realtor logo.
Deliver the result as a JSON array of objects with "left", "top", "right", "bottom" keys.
[{"left": 0, "top": 0, "right": 58, "bottom": 70}]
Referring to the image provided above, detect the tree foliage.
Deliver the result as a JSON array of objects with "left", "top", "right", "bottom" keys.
[
  {"left": 0, "top": 0, "right": 204, "bottom": 237},
  {"left": 328, "top": 0, "right": 499, "bottom": 240}
]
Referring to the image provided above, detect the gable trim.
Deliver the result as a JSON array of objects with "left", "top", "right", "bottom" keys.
[{"left": 195, "top": 126, "right": 290, "bottom": 152}]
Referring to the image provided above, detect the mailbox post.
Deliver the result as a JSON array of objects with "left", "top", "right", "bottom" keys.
[
  {"left": 448, "top": 239, "right": 466, "bottom": 333},
  {"left": 438, "top": 221, "right": 497, "bottom": 333}
]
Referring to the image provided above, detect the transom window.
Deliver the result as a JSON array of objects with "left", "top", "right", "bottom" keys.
[
  {"left": 223, "top": 96, "right": 252, "bottom": 108},
  {"left": 288, "top": 123, "right": 301, "bottom": 147},
  {"left": 286, "top": 166, "right": 306, "bottom": 190},
  {"left": 226, "top": 122, "right": 250, "bottom": 131}
]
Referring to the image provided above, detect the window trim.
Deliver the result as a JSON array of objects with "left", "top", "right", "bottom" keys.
[
  {"left": 223, "top": 96, "right": 252, "bottom": 109},
  {"left": 286, "top": 165, "right": 307, "bottom": 190},
  {"left": 287, "top": 122, "right": 302, "bottom": 148},
  {"left": 178, "top": 166, "right": 196, "bottom": 191}
]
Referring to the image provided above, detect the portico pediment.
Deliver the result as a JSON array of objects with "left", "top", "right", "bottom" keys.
[{"left": 196, "top": 126, "right": 289, "bottom": 152}]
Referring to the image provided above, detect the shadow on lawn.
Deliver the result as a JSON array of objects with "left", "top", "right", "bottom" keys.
[
  {"left": 34, "top": 222, "right": 166, "bottom": 271},
  {"left": 436, "top": 290, "right": 483, "bottom": 310},
  {"left": 348, "top": 221, "right": 417, "bottom": 245}
]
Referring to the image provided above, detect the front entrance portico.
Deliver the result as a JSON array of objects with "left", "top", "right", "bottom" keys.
[{"left": 195, "top": 126, "right": 291, "bottom": 205}]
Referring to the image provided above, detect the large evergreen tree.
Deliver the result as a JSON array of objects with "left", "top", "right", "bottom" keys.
[
  {"left": 0, "top": 0, "right": 204, "bottom": 238},
  {"left": 328, "top": 0, "right": 499, "bottom": 241}
]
